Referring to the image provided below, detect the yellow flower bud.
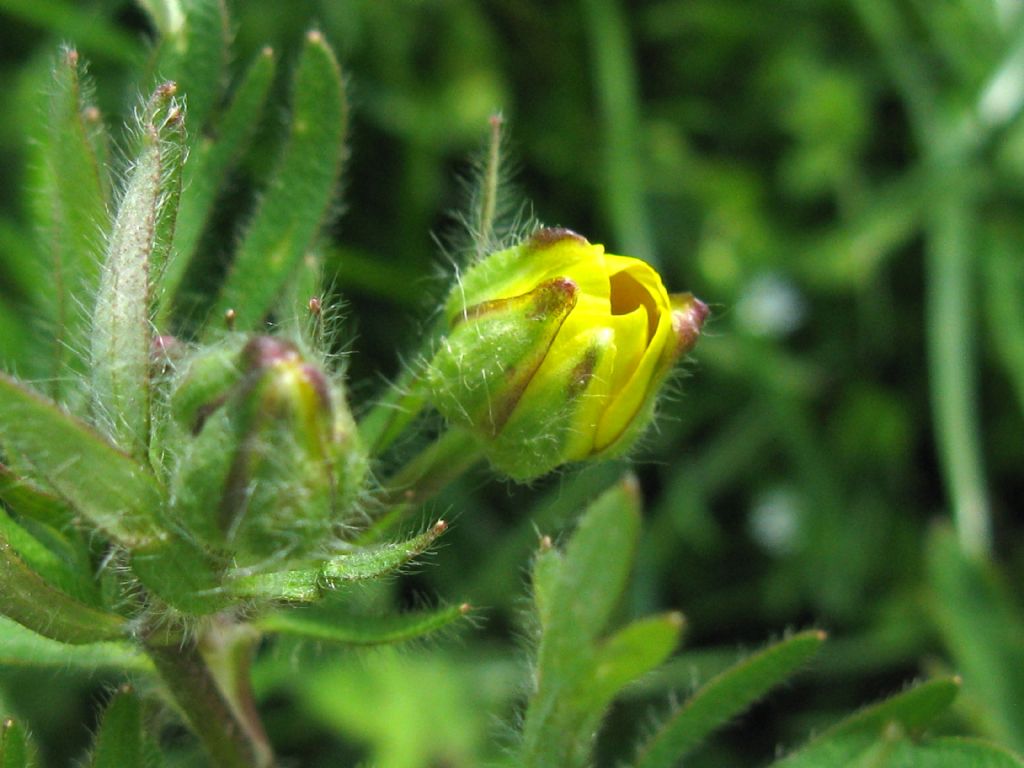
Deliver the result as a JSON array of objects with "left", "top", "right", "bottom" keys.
[{"left": 428, "top": 228, "right": 708, "bottom": 480}]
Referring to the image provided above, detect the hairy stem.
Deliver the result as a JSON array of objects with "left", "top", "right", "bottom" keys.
[{"left": 146, "top": 635, "right": 271, "bottom": 768}]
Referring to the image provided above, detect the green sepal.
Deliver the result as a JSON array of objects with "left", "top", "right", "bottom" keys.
[
  {"left": 89, "top": 687, "right": 143, "bottom": 768},
  {"left": 0, "top": 374, "right": 164, "bottom": 549},
  {"left": 635, "top": 630, "right": 826, "bottom": 768},
  {"left": 257, "top": 602, "right": 472, "bottom": 645},
  {"left": 428, "top": 276, "right": 578, "bottom": 443},
  {"left": 489, "top": 328, "right": 610, "bottom": 479},
  {"left": 169, "top": 336, "right": 246, "bottom": 431},
  {"left": 218, "top": 339, "right": 337, "bottom": 561},
  {"left": 211, "top": 30, "right": 346, "bottom": 332}
]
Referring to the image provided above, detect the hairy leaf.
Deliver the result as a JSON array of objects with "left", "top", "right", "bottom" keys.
[
  {"left": 0, "top": 374, "right": 164, "bottom": 548},
  {"left": 227, "top": 520, "right": 448, "bottom": 602},
  {"left": 0, "top": 532, "right": 126, "bottom": 644},
  {"left": 211, "top": 30, "right": 346, "bottom": 332},
  {"left": 91, "top": 83, "right": 184, "bottom": 456},
  {"left": 635, "top": 630, "right": 825, "bottom": 768},
  {"left": 0, "top": 616, "right": 150, "bottom": 672},
  {"left": 34, "top": 48, "right": 110, "bottom": 393},
  {"left": 89, "top": 688, "right": 143, "bottom": 768},
  {"left": 160, "top": 47, "right": 276, "bottom": 318},
  {"left": 772, "top": 677, "right": 961, "bottom": 767},
  {"left": 258, "top": 602, "right": 472, "bottom": 645}
]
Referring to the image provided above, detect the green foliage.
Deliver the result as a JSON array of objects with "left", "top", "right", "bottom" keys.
[
  {"left": 0, "top": 0, "right": 1022, "bottom": 766},
  {"left": 210, "top": 30, "right": 347, "bottom": 332},
  {"left": 0, "top": 718, "right": 37, "bottom": 768},
  {"left": 89, "top": 688, "right": 143, "bottom": 768},
  {"left": 519, "top": 478, "right": 682, "bottom": 767},
  {"left": 635, "top": 630, "right": 826, "bottom": 768}
]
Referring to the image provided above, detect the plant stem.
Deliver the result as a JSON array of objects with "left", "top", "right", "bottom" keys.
[
  {"left": 360, "top": 428, "right": 483, "bottom": 543},
  {"left": 146, "top": 636, "right": 271, "bottom": 768},
  {"left": 925, "top": 172, "right": 992, "bottom": 558}
]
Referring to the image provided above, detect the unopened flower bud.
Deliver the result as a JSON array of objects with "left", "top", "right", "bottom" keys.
[
  {"left": 169, "top": 337, "right": 367, "bottom": 563},
  {"left": 427, "top": 228, "right": 708, "bottom": 480}
]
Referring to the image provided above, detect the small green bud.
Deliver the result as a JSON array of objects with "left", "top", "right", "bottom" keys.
[
  {"left": 169, "top": 337, "right": 367, "bottom": 564},
  {"left": 428, "top": 228, "right": 708, "bottom": 480}
]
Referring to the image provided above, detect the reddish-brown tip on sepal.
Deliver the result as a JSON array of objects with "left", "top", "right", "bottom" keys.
[{"left": 670, "top": 293, "right": 709, "bottom": 355}]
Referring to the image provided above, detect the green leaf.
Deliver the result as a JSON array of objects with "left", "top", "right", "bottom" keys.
[
  {"left": 0, "top": 464, "right": 74, "bottom": 529},
  {"left": 539, "top": 475, "right": 641, "bottom": 672},
  {"left": 160, "top": 47, "right": 277, "bottom": 319},
  {"left": 0, "top": 717, "right": 38, "bottom": 768},
  {"left": 519, "top": 476, "right": 643, "bottom": 768},
  {"left": 0, "top": 531, "right": 126, "bottom": 644},
  {"left": 90, "top": 687, "right": 143, "bottom": 768},
  {"left": 634, "top": 630, "right": 826, "bottom": 768},
  {"left": 0, "top": 509, "right": 98, "bottom": 606},
  {"left": 227, "top": 520, "right": 448, "bottom": 602},
  {"left": 892, "top": 737, "right": 1024, "bottom": 767},
  {"left": 211, "top": 30, "right": 346, "bottom": 332},
  {"left": 91, "top": 84, "right": 184, "bottom": 457},
  {"left": 771, "top": 677, "right": 961, "bottom": 768},
  {"left": 927, "top": 525, "right": 1024, "bottom": 752},
  {"left": 587, "top": 612, "right": 683, "bottom": 709},
  {"left": 0, "top": 1, "right": 141, "bottom": 63},
  {"left": 0, "top": 374, "right": 164, "bottom": 548},
  {"left": 0, "top": 616, "right": 151, "bottom": 672},
  {"left": 143, "top": 0, "right": 228, "bottom": 137},
  {"left": 34, "top": 48, "right": 111, "bottom": 393},
  {"left": 257, "top": 602, "right": 472, "bottom": 645}
]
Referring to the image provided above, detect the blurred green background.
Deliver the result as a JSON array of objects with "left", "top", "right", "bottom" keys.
[{"left": 1, "top": 1, "right": 1024, "bottom": 766}]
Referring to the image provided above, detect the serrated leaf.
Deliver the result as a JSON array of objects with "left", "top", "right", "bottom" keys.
[
  {"left": 211, "top": 31, "right": 346, "bottom": 332},
  {"left": 0, "top": 717, "right": 37, "bottom": 768},
  {"left": 0, "top": 532, "right": 126, "bottom": 644},
  {"left": 34, "top": 48, "right": 111, "bottom": 393},
  {"left": 0, "top": 509, "right": 98, "bottom": 606},
  {"left": 634, "top": 630, "right": 825, "bottom": 768},
  {"left": 0, "top": 616, "right": 151, "bottom": 672},
  {"left": 91, "top": 84, "right": 184, "bottom": 457},
  {"left": 928, "top": 525, "right": 1024, "bottom": 753},
  {"left": 227, "top": 521, "right": 448, "bottom": 602},
  {"left": 257, "top": 602, "right": 471, "bottom": 645},
  {"left": 0, "top": 374, "right": 164, "bottom": 548},
  {"left": 90, "top": 688, "right": 143, "bottom": 768},
  {"left": 0, "top": 464, "right": 74, "bottom": 529},
  {"left": 772, "top": 677, "right": 961, "bottom": 768},
  {"left": 160, "top": 47, "right": 277, "bottom": 319},
  {"left": 144, "top": 0, "right": 228, "bottom": 136}
]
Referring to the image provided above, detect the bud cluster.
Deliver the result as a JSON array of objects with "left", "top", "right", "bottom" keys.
[{"left": 170, "top": 336, "right": 367, "bottom": 566}]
